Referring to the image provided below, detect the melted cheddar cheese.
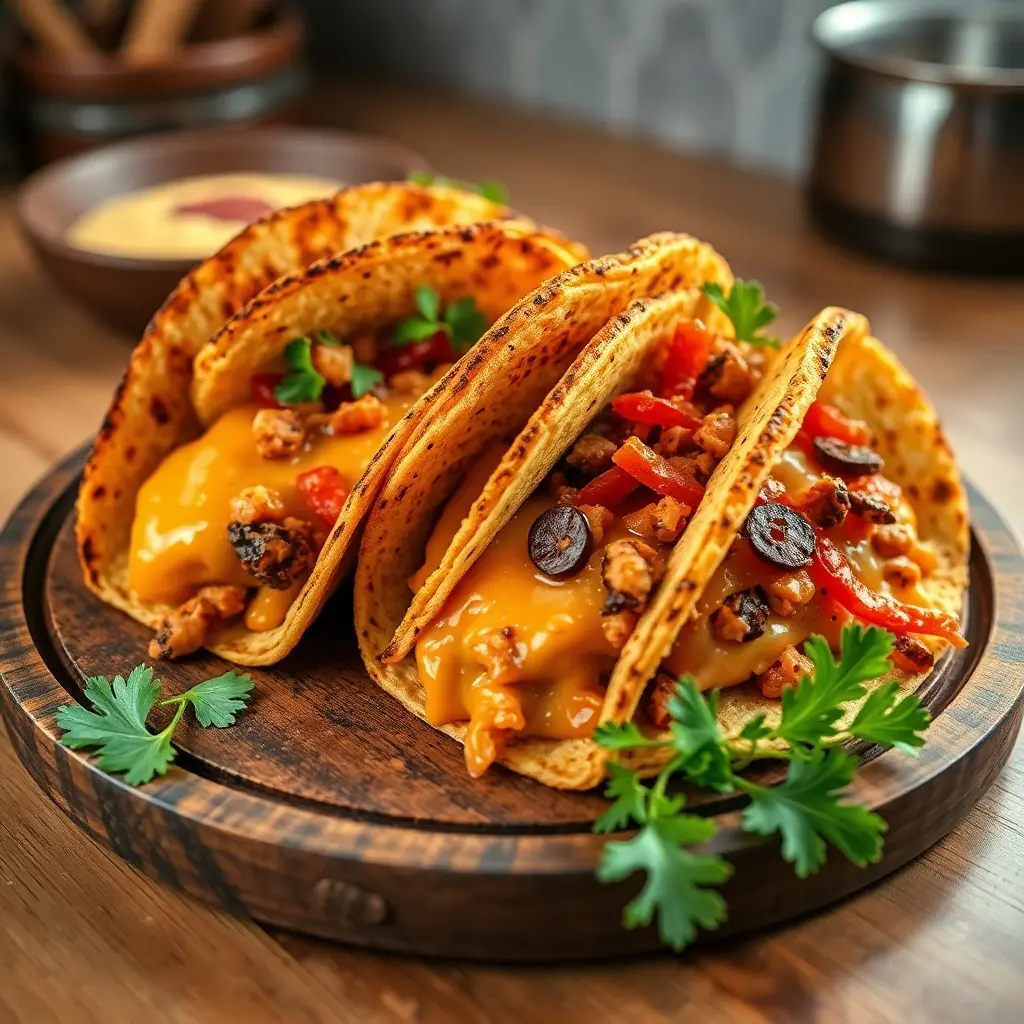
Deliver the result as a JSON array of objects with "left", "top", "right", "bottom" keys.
[{"left": 129, "top": 394, "right": 416, "bottom": 616}]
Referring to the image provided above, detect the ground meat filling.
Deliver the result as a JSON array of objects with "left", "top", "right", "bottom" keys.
[
  {"left": 710, "top": 586, "right": 771, "bottom": 642},
  {"left": 252, "top": 409, "right": 304, "bottom": 460},
  {"left": 792, "top": 475, "right": 850, "bottom": 528},
  {"left": 699, "top": 341, "right": 756, "bottom": 406},
  {"left": 848, "top": 489, "right": 897, "bottom": 524},
  {"left": 892, "top": 634, "right": 935, "bottom": 674},
  {"left": 149, "top": 585, "right": 246, "bottom": 660},
  {"left": 227, "top": 519, "right": 316, "bottom": 589},
  {"left": 601, "top": 538, "right": 662, "bottom": 615},
  {"left": 646, "top": 672, "right": 679, "bottom": 729},
  {"left": 566, "top": 434, "right": 619, "bottom": 475},
  {"left": 331, "top": 394, "right": 387, "bottom": 435},
  {"left": 764, "top": 570, "right": 815, "bottom": 616},
  {"left": 757, "top": 645, "right": 814, "bottom": 699},
  {"left": 311, "top": 343, "right": 353, "bottom": 387},
  {"left": 694, "top": 406, "right": 737, "bottom": 460}
]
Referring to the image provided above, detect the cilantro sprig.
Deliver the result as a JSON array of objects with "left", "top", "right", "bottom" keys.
[
  {"left": 56, "top": 666, "right": 254, "bottom": 786},
  {"left": 407, "top": 171, "right": 509, "bottom": 206},
  {"left": 393, "top": 285, "right": 487, "bottom": 354},
  {"left": 593, "top": 624, "right": 929, "bottom": 950},
  {"left": 275, "top": 331, "right": 383, "bottom": 404},
  {"left": 703, "top": 279, "right": 781, "bottom": 348}
]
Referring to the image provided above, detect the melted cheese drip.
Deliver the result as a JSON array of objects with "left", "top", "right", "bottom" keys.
[
  {"left": 416, "top": 479, "right": 631, "bottom": 776},
  {"left": 129, "top": 396, "right": 416, "bottom": 609}
]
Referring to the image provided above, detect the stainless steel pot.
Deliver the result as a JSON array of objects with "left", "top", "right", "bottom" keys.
[{"left": 808, "top": 1, "right": 1024, "bottom": 273}]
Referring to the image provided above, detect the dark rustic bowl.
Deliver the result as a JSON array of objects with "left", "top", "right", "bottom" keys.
[{"left": 16, "top": 126, "right": 429, "bottom": 336}]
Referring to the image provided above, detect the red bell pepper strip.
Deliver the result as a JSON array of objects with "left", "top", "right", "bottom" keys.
[
  {"left": 611, "top": 392, "right": 702, "bottom": 430},
  {"left": 375, "top": 331, "right": 456, "bottom": 379},
  {"left": 809, "top": 535, "right": 966, "bottom": 647},
  {"left": 660, "top": 321, "right": 712, "bottom": 400},
  {"left": 251, "top": 372, "right": 285, "bottom": 408},
  {"left": 802, "top": 401, "right": 872, "bottom": 447},
  {"left": 297, "top": 466, "right": 349, "bottom": 528},
  {"left": 612, "top": 436, "right": 706, "bottom": 507},
  {"left": 576, "top": 465, "right": 640, "bottom": 508}
]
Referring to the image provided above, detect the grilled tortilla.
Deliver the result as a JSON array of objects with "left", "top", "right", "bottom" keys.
[{"left": 77, "top": 217, "right": 587, "bottom": 665}]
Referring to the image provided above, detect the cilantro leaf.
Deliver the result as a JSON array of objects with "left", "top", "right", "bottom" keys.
[
  {"left": 593, "top": 721, "right": 664, "bottom": 751},
  {"left": 351, "top": 362, "right": 384, "bottom": 398},
  {"left": 597, "top": 816, "right": 732, "bottom": 951},
  {"left": 393, "top": 317, "right": 443, "bottom": 346},
  {"left": 850, "top": 682, "right": 930, "bottom": 756},
  {"left": 415, "top": 285, "right": 441, "bottom": 323},
  {"left": 56, "top": 664, "right": 254, "bottom": 786},
  {"left": 738, "top": 748, "right": 887, "bottom": 877},
  {"left": 702, "top": 280, "right": 780, "bottom": 347},
  {"left": 408, "top": 171, "right": 509, "bottom": 205},
  {"left": 275, "top": 337, "right": 325, "bottom": 405},
  {"left": 774, "top": 626, "right": 894, "bottom": 747},
  {"left": 444, "top": 296, "right": 488, "bottom": 352},
  {"left": 55, "top": 666, "right": 174, "bottom": 785},
  {"left": 665, "top": 680, "right": 734, "bottom": 792},
  {"left": 594, "top": 762, "right": 649, "bottom": 833},
  {"left": 164, "top": 671, "right": 254, "bottom": 728}
]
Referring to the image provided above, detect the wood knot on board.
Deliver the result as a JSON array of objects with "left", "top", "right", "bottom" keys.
[{"left": 312, "top": 878, "right": 390, "bottom": 926}]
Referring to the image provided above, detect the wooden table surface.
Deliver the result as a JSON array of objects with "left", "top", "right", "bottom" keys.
[{"left": 1, "top": 80, "right": 1022, "bottom": 1024}]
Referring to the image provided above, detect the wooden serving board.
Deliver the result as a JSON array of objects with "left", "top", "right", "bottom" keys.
[{"left": 1, "top": 448, "right": 1022, "bottom": 961}]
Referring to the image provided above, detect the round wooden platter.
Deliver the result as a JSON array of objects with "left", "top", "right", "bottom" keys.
[{"left": 1, "top": 449, "right": 1022, "bottom": 962}]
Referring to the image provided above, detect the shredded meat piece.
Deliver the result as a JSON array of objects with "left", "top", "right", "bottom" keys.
[
  {"left": 699, "top": 341, "right": 755, "bottom": 405},
  {"left": 352, "top": 334, "right": 377, "bottom": 365},
  {"left": 476, "top": 627, "right": 521, "bottom": 684},
  {"left": 331, "top": 394, "right": 386, "bottom": 435},
  {"left": 566, "top": 434, "right": 619, "bottom": 476},
  {"left": 711, "top": 586, "right": 770, "bottom": 642},
  {"left": 624, "top": 496, "right": 690, "bottom": 544},
  {"left": 311, "top": 343, "right": 353, "bottom": 387},
  {"left": 693, "top": 452, "right": 716, "bottom": 480},
  {"left": 252, "top": 408, "right": 304, "bottom": 460},
  {"left": 602, "top": 611, "right": 637, "bottom": 650},
  {"left": 757, "top": 646, "right": 813, "bottom": 699},
  {"left": 389, "top": 369, "right": 434, "bottom": 396},
  {"left": 883, "top": 556, "right": 922, "bottom": 589},
  {"left": 579, "top": 503, "right": 614, "bottom": 545},
  {"left": 658, "top": 425, "right": 696, "bottom": 457},
  {"left": 872, "top": 523, "right": 913, "bottom": 557},
  {"left": 227, "top": 516, "right": 316, "bottom": 588},
  {"left": 646, "top": 672, "right": 678, "bottom": 729},
  {"left": 792, "top": 475, "right": 850, "bottom": 528},
  {"left": 892, "top": 634, "right": 935, "bottom": 674},
  {"left": 148, "top": 585, "right": 246, "bottom": 661},
  {"left": 230, "top": 485, "right": 285, "bottom": 525},
  {"left": 764, "top": 571, "right": 815, "bottom": 617},
  {"left": 694, "top": 406, "right": 736, "bottom": 460},
  {"left": 849, "top": 489, "right": 897, "bottom": 524},
  {"left": 601, "top": 538, "right": 660, "bottom": 615}
]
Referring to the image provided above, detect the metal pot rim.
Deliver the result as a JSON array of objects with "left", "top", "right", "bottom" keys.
[{"left": 812, "top": 1, "right": 1024, "bottom": 90}]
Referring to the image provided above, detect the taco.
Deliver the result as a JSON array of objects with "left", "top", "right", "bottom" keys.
[
  {"left": 357, "top": 294, "right": 967, "bottom": 788},
  {"left": 77, "top": 218, "right": 588, "bottom": 665}
]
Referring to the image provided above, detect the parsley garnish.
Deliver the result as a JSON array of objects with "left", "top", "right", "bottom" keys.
[
  {"left": 275, "top": 337, "right": 325, "bottom": 405},
  {"left": 393, "top": 285, "right": 487, "bottom": 354},
  {"left": 56, "top": 666, "right": 254, "bottom": 785},
  {"left": 703, "top": 279, "right": 781, "bottom": 347},
  {"left": 407, "top": 171, "right": 509, "bottom": 205},
  {"left": 350, "top": 362, "right": 384, "bottom": 398},
  {"left": 594, "top": 624, "right": 929, "bottom": 950}
]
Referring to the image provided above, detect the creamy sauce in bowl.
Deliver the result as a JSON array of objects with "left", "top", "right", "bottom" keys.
[{"left": 67, "top": 173, "right": 344, "bottom": 260}]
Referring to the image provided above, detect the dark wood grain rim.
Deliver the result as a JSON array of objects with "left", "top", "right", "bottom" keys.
[{"left": 1, "top": 447, "right": 1021, "bottom": 961}]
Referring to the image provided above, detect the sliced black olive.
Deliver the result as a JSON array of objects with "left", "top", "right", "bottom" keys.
[
  {"left": 848, "top": 489, "right": 898, "bottom": 524},
  {"left": 528, "top": 505, "right": 593, "bottom": 579},
  {"left": 746, "top": 503, "right": 816, "bottom": 569},
  {"left": 812, "top": 436, "right": 884, "bottom": 477}
]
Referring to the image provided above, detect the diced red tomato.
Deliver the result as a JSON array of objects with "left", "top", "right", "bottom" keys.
[
  {"left": 802, "top": 401, "right": 872, "bottom": 447},
  {"left": 611, "top": 392, "right": 702, "bottom": 430},
  {"left": 808, "top": 536, "right": 966, "bottom": 646},
  {"left": 846, "top": 473, "right": 903, "bottom": 504},
  {"left": 576, "top": 465, "right": 640, "bottom": 509},
  {"left": 612, "top": 436, "right": 706, "bottom": 507},
  {"left": 251, "top": 372, "right": 285, "bottom": 408},
  {"left": 660, "top": 321, "right": 712, "bottom": 400},
  {"left": 375, "top": 331, "right": 456, "bottom": 379},
  {"left": 297, "top": 466, "right": 349, "bottom": 527}
]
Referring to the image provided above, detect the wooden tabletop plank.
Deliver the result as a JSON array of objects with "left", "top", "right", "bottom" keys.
[{"left": 1, "top": 78, "right": 1022, "bottom": 1021}]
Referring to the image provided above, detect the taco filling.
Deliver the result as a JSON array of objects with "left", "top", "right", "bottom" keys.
[
  {"left": 646, "top": 399, "right": 966, "bottom": 722},
  {"left": 412, "top": 319, "right": 771, "bottom": 776},
  {"left": 130, "top": 288, "right": 486, "bottom": 660}
]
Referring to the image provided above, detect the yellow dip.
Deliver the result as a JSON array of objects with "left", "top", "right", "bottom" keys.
[{"left": 66, "top": 173, "right": 343, "bottom": 260}]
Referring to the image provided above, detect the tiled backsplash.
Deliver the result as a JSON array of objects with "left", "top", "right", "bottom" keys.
[{"left": 305, "top": 0, "right": 845, "bottom": 178}]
